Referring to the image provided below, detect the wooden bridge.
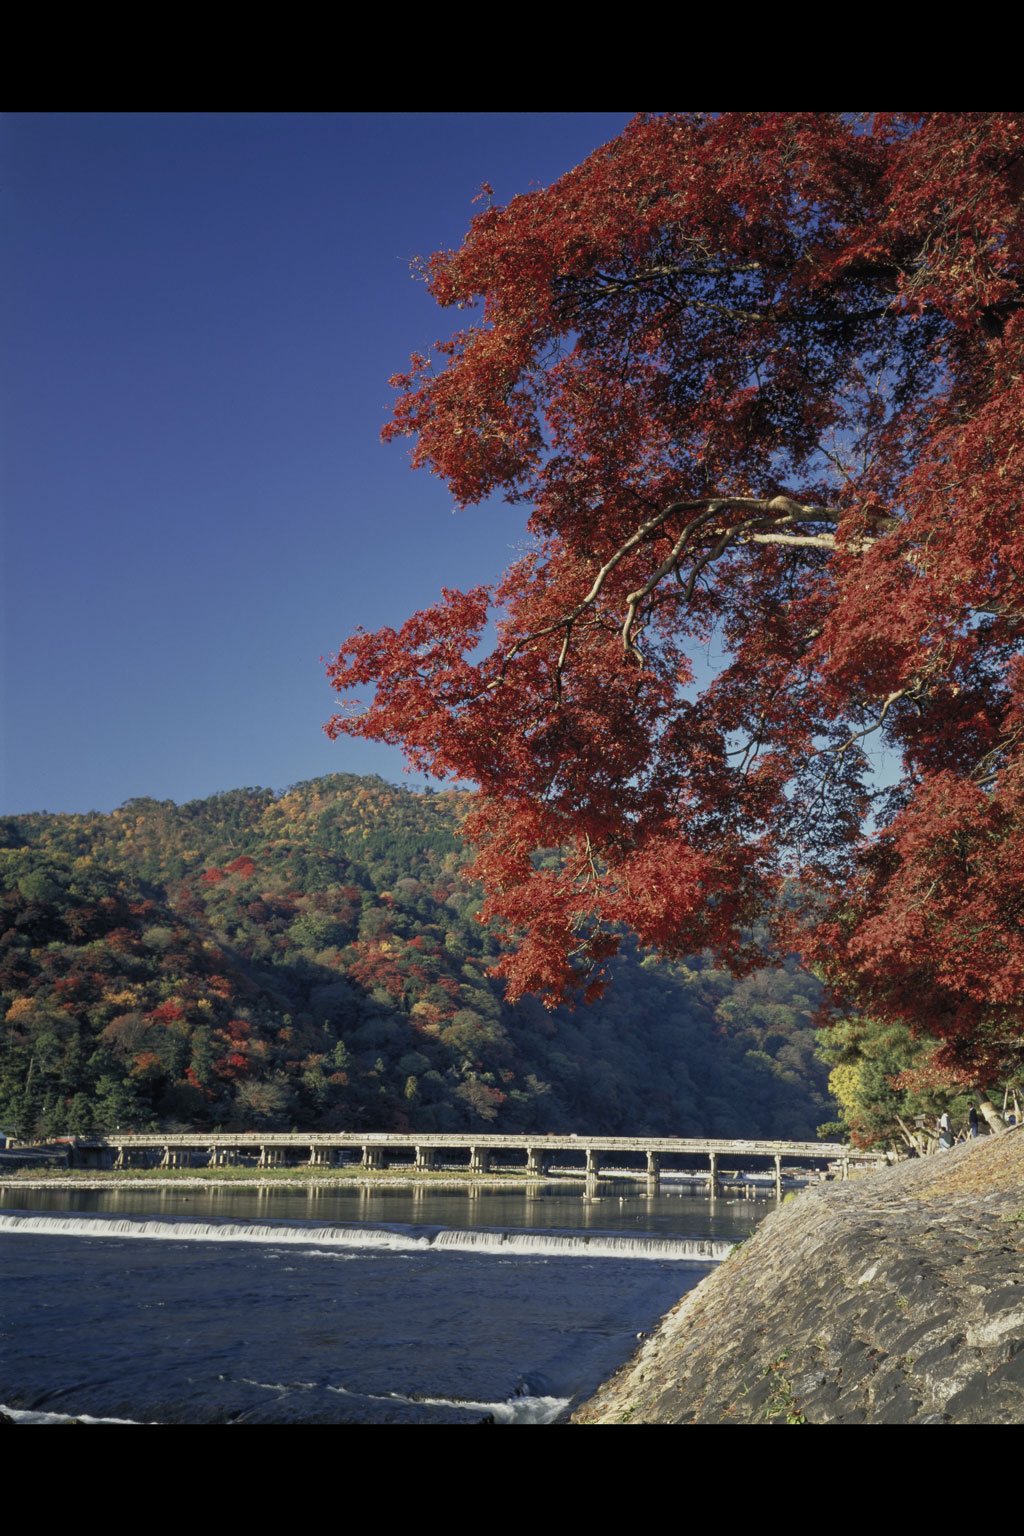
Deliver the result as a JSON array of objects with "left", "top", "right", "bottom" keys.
[{"left": 63, "top": 1132, "right": 881, "bottom": 1194}]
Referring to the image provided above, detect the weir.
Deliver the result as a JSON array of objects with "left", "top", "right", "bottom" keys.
[
  {"left": 54, "top": 1132, "right": 878, "bottom": 1187},
  {"left": 0, "top": 1210, "right": 738, "bottom": 1262}
]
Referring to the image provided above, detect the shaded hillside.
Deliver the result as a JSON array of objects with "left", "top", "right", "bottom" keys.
[{"left": 0, "top": 775, "right": 835, "bottom": 1139}]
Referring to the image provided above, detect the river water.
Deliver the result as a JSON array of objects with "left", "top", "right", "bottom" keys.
[{"left": 0, "top": 1174, "right": 774, "bottom": 1424}]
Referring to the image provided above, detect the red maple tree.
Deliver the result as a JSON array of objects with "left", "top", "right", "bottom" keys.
[{"left": 326, "top": 113, "right": 1024, "bottom": 1080}]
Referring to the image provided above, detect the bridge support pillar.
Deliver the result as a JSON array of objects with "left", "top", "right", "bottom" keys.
[
  {"left": 585, "top": 1148, "right": 601, "bottom": 1180},
  {"left": 526, "top": 1147, "right": 546, "bottom": 1177},
  {"left": 362, "top": 1145, "right": 384, "bottom": 1171},
  {"left": 469, "top": 1146, "right": 490, "bottom": 1174},
  {"left": 160, "top": 1148, "right": 190, "bottom": 1168},
  {"left": 308, "top": 1146, "right": 335, "bottom": 1166},
  {"left": 709, "top": 1151, "right": 718, "bottom": 1195},
  {"left": 415, "top": 1146, "right": 437, "bottom": 1171},
  {"left": 774, "top": 1153, "right": 782, "bottom": 1199},
  {"left": 259, "top": 1147, "right": 286, "bottom": 1167},
  {"left": 209, "top": 1147, "right": 238, "bottom": 1167}
]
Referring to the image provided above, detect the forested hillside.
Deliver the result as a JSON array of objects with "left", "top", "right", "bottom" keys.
[{"left": 0, "top": 775, "right": 834, "bottom": 1140}]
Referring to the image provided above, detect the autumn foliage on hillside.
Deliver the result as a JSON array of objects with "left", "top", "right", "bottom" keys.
[
  {"left": 326, "top": 113, "right": 1024, "bottom": 1082},
  {"left": 0, "top": 777, "right": 834, "bottom": 1139}
]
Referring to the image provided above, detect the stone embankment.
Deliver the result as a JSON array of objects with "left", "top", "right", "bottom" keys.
[{"left": 573, "top": 1124, "right": 1024, "bottom": 1424}]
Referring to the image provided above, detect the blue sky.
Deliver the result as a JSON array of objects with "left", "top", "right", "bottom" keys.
[{"left": 2, "top": 113, "right": 634, "bottom": 815}]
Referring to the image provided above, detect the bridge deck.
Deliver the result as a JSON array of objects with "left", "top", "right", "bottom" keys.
[
  {"left": 54, "top": 1132, "right": 879, "bottom": 1186},
  {"left": 73, "top": 1131, "right": 865, "bottom": 1157}
]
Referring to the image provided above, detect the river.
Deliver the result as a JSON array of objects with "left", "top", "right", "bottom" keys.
[{"left": 0, "top": 1174, "right": 775, "bottom": 1424}]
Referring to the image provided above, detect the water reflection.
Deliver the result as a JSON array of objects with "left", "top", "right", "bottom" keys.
[{"left": 0, "top": 1175, "right": 777, "bottom": 1244}]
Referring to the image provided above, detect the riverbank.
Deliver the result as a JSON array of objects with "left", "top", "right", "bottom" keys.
[
  {"left": 0, "top": 1167, "right": 549, "bottom": 1192},
  {"left": 0, "top": 1162, "right": 812, "bottom": 1194},
  {"left": 572, "top": 1124, "right": 1024, "bottom": 1424}
]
